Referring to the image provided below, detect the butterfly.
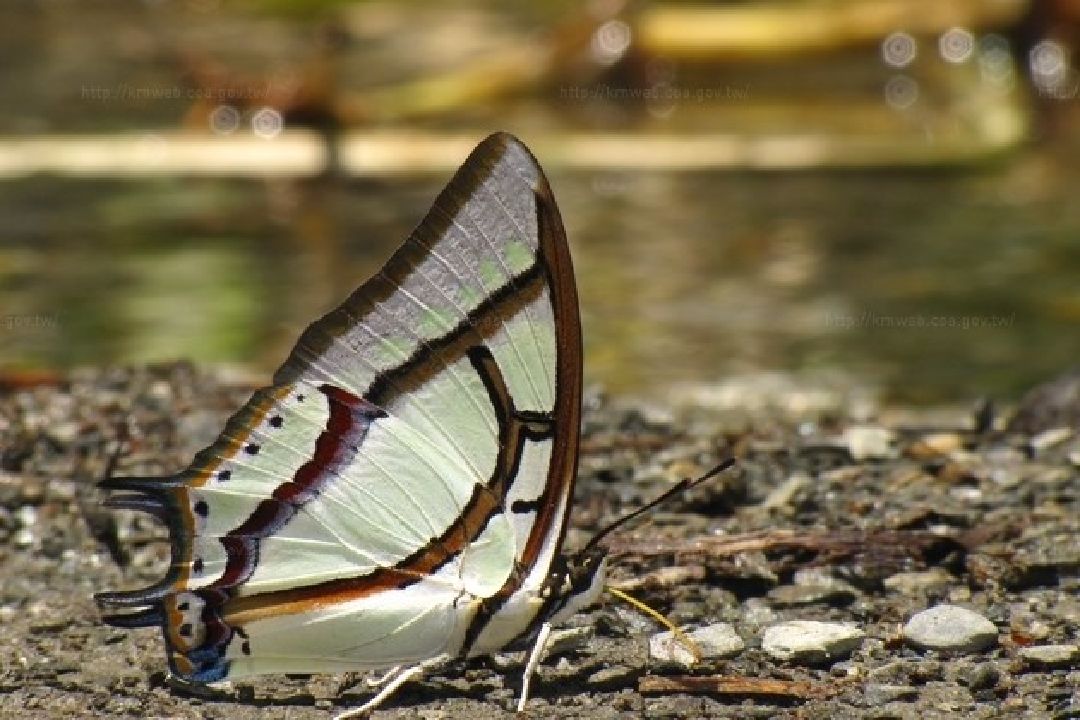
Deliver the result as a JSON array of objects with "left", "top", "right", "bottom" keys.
[{"left": 97, "top": 133, "right": 609, "bottom": 716}]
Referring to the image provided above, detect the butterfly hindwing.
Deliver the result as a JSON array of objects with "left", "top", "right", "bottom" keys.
[{"left": 97, "top": 133, "right": 583, "bottom": 682}]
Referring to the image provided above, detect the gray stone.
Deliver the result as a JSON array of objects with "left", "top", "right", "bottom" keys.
[
  {"left": 542, "top": 626, "right": 594, "bottom": 660},
  {"left": 767, "top": 583, "right": 857, "bottom": 607},
  {"left": 882, "top": 568, "right": 956, "bottom": 595},
  {"left": 761, "top": 620, "right": 865, "bottom": 664},
  {"left": 1017, "top": 644, "right": 1080, "bottom": 668},
  {"left": 956, "top": 662, "right": 999, "bottom": 690},
  {"left": 769, "top": 571, "right": 858, "bottom": 606},
  {"left": 903, "top": 605, "right": 998, "bottom": 652}
]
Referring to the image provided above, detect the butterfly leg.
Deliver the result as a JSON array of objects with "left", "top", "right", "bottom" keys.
[
  {"left": 517, "top": 621, "right": 553, "bottom": 713},
  {"left": 365, "top": 665, "right": 402, "bottom": 687},
  {"left": 334, "top": 656, "right": 447, "bottom": 720}
]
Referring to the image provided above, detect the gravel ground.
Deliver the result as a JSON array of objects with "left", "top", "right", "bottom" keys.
[{"left": 0, "top": 363, "right": 1077, "bottom": 719}]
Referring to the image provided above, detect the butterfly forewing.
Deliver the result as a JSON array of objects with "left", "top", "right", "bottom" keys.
[{"left": 97, "top": 133, "right": 583, "bottom": 682}]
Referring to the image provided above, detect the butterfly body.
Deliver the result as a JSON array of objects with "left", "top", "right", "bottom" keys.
[{"left": 97, "top": 133, "right": 605, "bottom": 711}]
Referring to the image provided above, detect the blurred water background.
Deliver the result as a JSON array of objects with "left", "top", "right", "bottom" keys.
[{"left": 1, "top": 0, "right": 1078, "bottom": 404}]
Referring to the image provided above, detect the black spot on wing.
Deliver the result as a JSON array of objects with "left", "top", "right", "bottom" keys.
[{"left": 511, "top": 498, "right": 542, "bottom": 514}]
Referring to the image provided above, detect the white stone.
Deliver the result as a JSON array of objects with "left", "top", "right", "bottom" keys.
[
  {"left": 761, "top": 620, "right": 865, "bottom": 663},
  {"left": 1028, "top": 426, "right": 1072, "bottom": 453},
  {"left": 903, "top": 605, "right": 998, "bottom": 652},
  {"left": 842, "top": 425, "right": 896, "bottom": 460},
  {"left": 649, "top": 623, "right": 744, "bottom": 666}
]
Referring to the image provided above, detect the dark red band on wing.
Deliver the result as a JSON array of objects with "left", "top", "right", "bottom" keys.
[{"left": 212, "top": 385, "right": 385, "bottom": 590}]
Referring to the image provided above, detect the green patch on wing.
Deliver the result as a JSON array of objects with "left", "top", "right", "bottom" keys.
[
  {"left": 378, "top": 336, "right": 415, "bottom": 362},
  {"left": 503, "top": 237, "right": 534, "bottom": 274},
  {"left": 478, "top": 258, "right": 505, "bottom": 291},
  {"left": 418, "top": 306, "right": 456, "bottom": 336},
  {"left": 459, "top": 284, "right": 483, "bottom": 308}
]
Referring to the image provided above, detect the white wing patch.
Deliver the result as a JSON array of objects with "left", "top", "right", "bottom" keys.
[
  {"left": 459, "top": 512, "right": 516, "bottom": 597},
  {"left": 485, "top": 287, "right": 556, "bottom": 413},
  {"left": 225, "top": 572, "right": 469, "bottom": 676}
]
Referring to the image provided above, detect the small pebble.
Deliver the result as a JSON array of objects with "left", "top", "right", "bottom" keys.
[
  {"left": 586, "top": 664, "right": 637, "bottom": 687},
  {"left": 883, "top": 568, "right": 955, "bottom": 595},
  {"left": 0, "top": 474, "right": 28, "bottom": 508},
  {"left": 1017, "top": 644, "right": 1079, "bottom": 668},
  {"left": 957, "top": 661, "right": 999, "bottom": 690},
  {"left": 740, "top": 598, "right": 778, "bottom": 630},
  {"left": 842, "top": 425, "right": 896, "bottom": 460},
  {"left": 903, "top": 605, "right": 998, "bottom": 652},
  {"left": 29, "top": 617, "right": 71, "bottom": 634},
  {"left": 542, "top": 626, "right": 594, "bottom": 660},
  {"left": 13, "top": 506, "right": 37, "bottom": 548},
  {"left": 1010, "top": 616, "right": 1052, "bottom": 642},
  {"left": 649, "top": 623, "right": 744, "bottom": 666},
  {"left": 761, "top": 620, "right": 865, "bottom": 664},
  {"left": 760, "top": 471, "right": 809, "bottom": 510},
  {"left": 767, "top": 583, "right": 856, "bottom": 607},
  {"left": 792, "top": 567, "right": 858, "bottom": 590},
  {"left": 1028, "top": 426, "right": 1072, "bottom": 454},
  {"left": 46, "top": 421, "right": 80, "bottom": 445},
  {"left": 147, "top": 379, "right": 173, "bottom": 402},
  {"left": 947, "top": 586, "right": 973, "bottom": 603},
  {"left": 907, "top": 432, "right": 963, "bottom": 459}
]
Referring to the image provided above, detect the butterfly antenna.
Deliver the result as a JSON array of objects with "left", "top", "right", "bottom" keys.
[
  {"left": 582, "top": 457, "right": 735, "bottom": 553},
  {"left": 606, "top": 586, "right": 703, "bottom": 663}
]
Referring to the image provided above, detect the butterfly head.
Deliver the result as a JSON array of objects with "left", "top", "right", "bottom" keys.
[
  {"left": 543, "top": 460, "right": 736, "bottom": 626},
  {"left": 545, "top": 546, "right": 608, "bottom": 626}
]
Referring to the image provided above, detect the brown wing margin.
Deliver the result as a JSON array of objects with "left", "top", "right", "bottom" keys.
[
  {"left": 516, "top": 145, "right": 582, "bottom": 575},
  {"left": 272, "top": 132, "right": 539, "bottom": 392},
  {"left": 459, "top": 136, "right": 583, "bottom": 654}
]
